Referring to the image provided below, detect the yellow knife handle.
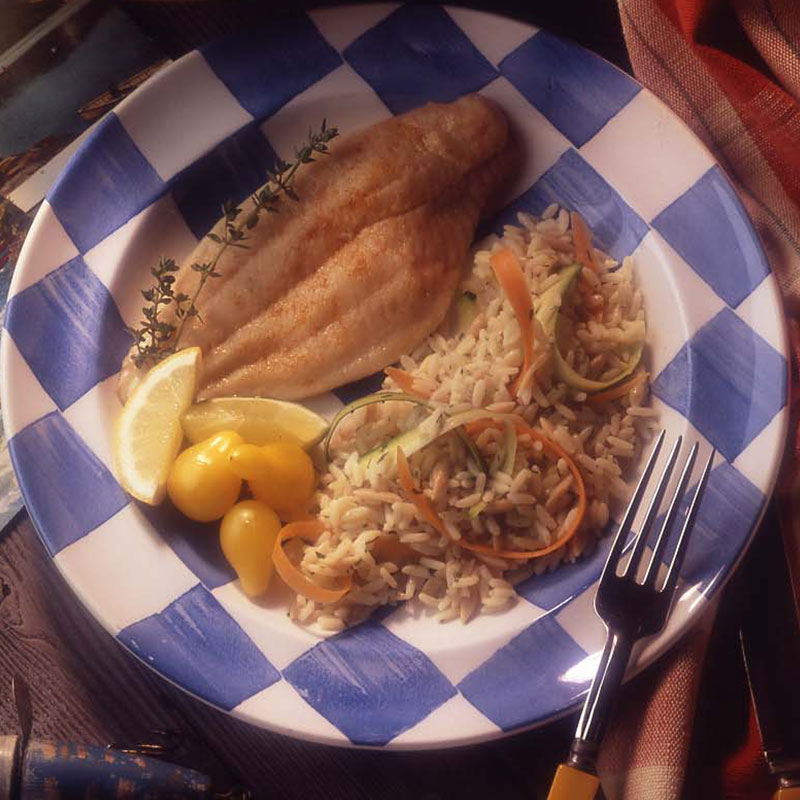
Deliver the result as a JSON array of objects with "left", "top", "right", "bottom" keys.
[
  {"left": 547, "top": 763, "right": 601, "bottom": 800},
  {"left": 775, "top": 788, "right": 800, "bottom": 799}
]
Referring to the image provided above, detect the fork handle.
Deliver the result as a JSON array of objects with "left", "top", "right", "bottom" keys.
[
  {"left": 546, "top": 630, "right": 632, "bottom": 799},
  {"left": 546, "top": 763, "right": 600, "bottom": 800},
  {"left": 570, "top": 628, "right": 634, "bottom": 771}
]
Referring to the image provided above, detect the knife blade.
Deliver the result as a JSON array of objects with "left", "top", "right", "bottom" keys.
[
  {"left": 740, "top": 505, "right": 800, "bottom": 797},
  {"left": 11, "top": 674, "right": 32, "bottom": 755}
]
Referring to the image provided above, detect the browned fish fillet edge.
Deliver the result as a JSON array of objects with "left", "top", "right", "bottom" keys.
[{"left": 118, "top": 94, "right": 518, "bottom": 404}]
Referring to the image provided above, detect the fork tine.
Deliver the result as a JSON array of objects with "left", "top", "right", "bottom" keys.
[
  {"left": 661, "top": 447, "right": 715, "bottom": 596},
  {"left": 642, "top": 442, "right": 698, "bottom": 588},
  {"left": 622, "top": 435, "right": 682, "bottom": 580},
  {"left": 599, "top": 430, "right": 665, "bottom": 586}
]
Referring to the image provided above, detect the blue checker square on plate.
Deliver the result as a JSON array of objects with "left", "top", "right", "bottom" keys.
[
  {"left": 5, "top": 256, "right": 132, "bottom": 410},
  {"left": 139, "top": 503, "right": 236, "bottom": 591},
  {"left": 458, "top": 615, "right": 589, "bottom": 731},
  {"left": 500, "top": 31, "right": 640, "bottom": 148},
  {"left": 516, "top": 526, "right": 614, "bottom": 612},
  {"left": 170, "top": 122, "right": 278, "bottom": 239},
  {"left": 8, "top": 412, "right": 128, "bottom": 555},
  {"left": 201, "top": 14, "right": 341, "bottom": 122},
  {"left": 491, "top": 149, "right": 649, "bottom": 260},
  {"left": 652, "top": 308, "right": 786, "bottom": 462},
  {"left": 47, "top": 114, "right": 165, "bottom": 253},
  {"left": 343, "top": 5, "right": 498, "bottom": 115},
  {"left": 665, "top": 463, "right": 763, "bottom": 591},
  {"left": 119, "top": 584, "right": 279, "bottom": 710},
  {"left": 284, "top": 616, "right": 456, "bottom": 745},
  {"left": 333, "top": 371, "right": 386, "bottom": 406},
  {"left": 652, "top": 166, "right": 770, "bottom": 307}
]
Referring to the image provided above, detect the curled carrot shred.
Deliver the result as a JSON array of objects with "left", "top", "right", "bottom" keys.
[
  {"left": 586, "top": 371, "right": 648, "bottom": 406},
  {"left": 570, "top": 211, "right": 601, "bottom": 273},
  {"left": 396, "top": 448, "right": 453, "bottom": 541},
  {"left": 273, "top": 520, "right": 352, "bottom": 603},
  {"left": 370, "top": 534, "right": 417, "bottom": 566},
  {"left": 384, "top": 366, "right": 432, "bottom": 399},
  {"left": 490, "top": 248, "right": 533, "bottom": 397},
  {"left": 396, "top": 421, "right": 587, "bottom": 560}
]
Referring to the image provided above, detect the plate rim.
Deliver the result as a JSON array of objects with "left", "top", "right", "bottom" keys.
[{"left": 1, "top": 2, "right": 790, "bottom": 749}]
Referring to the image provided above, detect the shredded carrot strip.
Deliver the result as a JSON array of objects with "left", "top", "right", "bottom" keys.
[
  {"left": 396, "top": 423, "right": 587, "bottom": 560},
  {"left": 570, "top": 211, "right": 601, "bottom": 273},
  {"left": 396, "top": 449, "right": 453, "bottom": 540},
  {"left": 384, "top": 366, "right": 431, "bottom": 399},
  {"left": 273, "top": 520, "right": 352, "bottom": 603},
  {"left": 370, "top": 534, "right": 416, "bottom": 566},
  {"left": 586, "top": 372, "right": 648, "bottom": 406},
  {"left": 490, "top": 248, "right": 533, "bottom": 397}
]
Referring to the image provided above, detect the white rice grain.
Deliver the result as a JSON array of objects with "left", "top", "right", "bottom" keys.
[
  {"left": 318, "top": 615, "right": 346, "bottom": 632},
  {"left": 290, "top": 211, "right": 654, "bottom": 629}
]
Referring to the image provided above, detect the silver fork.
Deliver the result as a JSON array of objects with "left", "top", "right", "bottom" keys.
[{"left": 547, "top": 430, "right": 715, "bottom": 800}]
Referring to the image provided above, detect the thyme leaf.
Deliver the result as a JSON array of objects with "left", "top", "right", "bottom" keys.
[{"left": 129, "top": 120, "right": 338, "bottom": 369}]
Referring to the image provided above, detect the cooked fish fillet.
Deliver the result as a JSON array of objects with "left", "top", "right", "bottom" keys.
[{"left": 119, "top": 94, "right": 517, "bottom": 401}]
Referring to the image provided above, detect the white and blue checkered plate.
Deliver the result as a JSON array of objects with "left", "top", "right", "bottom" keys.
[{"left": 0, "top": 5, "right": 789, "bottom": 748}]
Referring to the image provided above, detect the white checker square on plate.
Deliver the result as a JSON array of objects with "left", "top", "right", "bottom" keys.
[
  {"left": 445, "top": 6, "right": 536, "bottom": 67},
  {"left": 0, "top": 331, "right": 58, "bottom": 437},
  {"left": 640, "top": 229, "right": 726, "bottom": 371},
  {"left": 9, "top": 201, "right": 78, "bottom": 295},
  {"left": 234, "top": 680, "right": 349, "bottom": 744},
  {"left": 733, "top": 411, "right": 789, "bottom": 494},
  {"left": 62, "top": 374, "right": 122, "bottom": 471},
  {"left": 556, "top": 583, "right": 707, "bottom": 682},
  {"left": 309, "top": 4, "right": 397, "bottom": 52},
  {"left": 734, "top": 274, "right": 788, "bottom": 354},
  {"left": 302, "top": 391, "right": 345, "bottom": 422},
  {"left": 553, "top": 585, "right": 606, "bottom": 656},
  {"left": 260, "top": 64, "right": 391, "bottom": 160},
  {"left": 55, "top": 503, "right": 199, "bottom": 632},
  {"left": 633, "top": 231, "right": 693, "bottom": 379},
  {"left": 391, "top": 693, "right": 501, "bottom": 746},
  {"left": 479, "top": 77, "right": 571, "bottom": 208},
  {"left": 83, "top": 194, "right": 198, "bottom": 328},
  {"left": 580, "top": 90, "right": 716, "bottom": 222},
  {"left": 116, "top": 51, "right": 253, "bottom": 182},
  {"left": 383, "top": 597, "right": 546, "bottom": 686},
  {"left": 212, "top": 579, "right": 325, "bottom": 671},
  {"left": 632, "top": 585, "right": 709, "bottom": 669}
]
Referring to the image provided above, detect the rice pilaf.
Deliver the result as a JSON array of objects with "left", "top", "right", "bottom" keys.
[{"left": 290, "top": 205, "right": 657, "bottom": 631}]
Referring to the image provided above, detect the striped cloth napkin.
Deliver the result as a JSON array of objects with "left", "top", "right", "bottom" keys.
[{"left": 596, "top": 1, "right": 800, "bottom": 797}]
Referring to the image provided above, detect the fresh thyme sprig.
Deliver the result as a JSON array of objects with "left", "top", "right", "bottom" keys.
[
  {"left": 129, "top": 257, "right": 191, "bottom": 368},
  {"left": 129, "top": 119, "right": 339, "bottom": 368}
]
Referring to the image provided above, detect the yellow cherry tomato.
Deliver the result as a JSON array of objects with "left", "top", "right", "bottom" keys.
[
  {"left": 228, "top": 441, "right": 315, "bottom": 521},
  {"left": 167, "top": 430, "right": 244, "bottom": 522},
  {"left": 220, "top": 500, "right": 281, "bottom": 596}
]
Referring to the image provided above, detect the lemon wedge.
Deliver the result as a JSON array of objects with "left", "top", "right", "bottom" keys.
[
  {"left": 113, "top": 347, "right": 201, "bottom": 505},
  {"left": 181, "top": 397, "right": 328, "bottom": 449}
]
